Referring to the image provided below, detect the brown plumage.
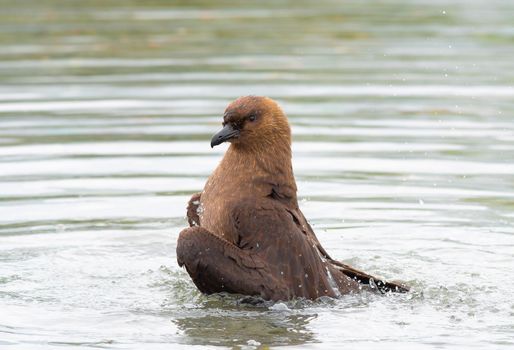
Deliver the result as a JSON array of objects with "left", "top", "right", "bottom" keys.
[{"left": 176, "top": 96, "right": 408, "bottom": 301}]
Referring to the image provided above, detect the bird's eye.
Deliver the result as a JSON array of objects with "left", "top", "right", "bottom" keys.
[{"left": 248, "top": 114, "right": 256, "bottom": 122}]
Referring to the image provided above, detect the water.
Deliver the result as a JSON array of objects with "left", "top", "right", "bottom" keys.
[{"left": 1, "top": 0, "right": 513, "bottom": 348}]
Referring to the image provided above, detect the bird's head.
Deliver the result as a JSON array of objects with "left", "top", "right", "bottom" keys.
[{"left": 210, "top": 96, "right": 291, "bottom": 149}]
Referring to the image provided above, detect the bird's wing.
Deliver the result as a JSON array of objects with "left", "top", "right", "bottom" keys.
[
  {"left": 289, "top": 207, "right": 409, "bottom": 293},
  {"left": 266, "top": 182, "right": 333, "bottom": 259},
  {"left": 177, "top": 226, "right": 279, "bottom": 299},
  {"left": 231, "top": 198, "right": 360, "bottom": 299},
  {"left": 186, "top": 192, "right": 202, "bottom": 227},
  {"left": 265, "top": 181, "right": 409, "bottom": 294}
]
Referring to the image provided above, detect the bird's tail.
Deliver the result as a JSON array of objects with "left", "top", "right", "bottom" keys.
[{"left": 330, "top": 260, "right": 410, "bottom": 294}]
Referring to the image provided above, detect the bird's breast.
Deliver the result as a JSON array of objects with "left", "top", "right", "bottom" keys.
[{"left": 199, "top": 176, "right": 242, "bottom": 244}]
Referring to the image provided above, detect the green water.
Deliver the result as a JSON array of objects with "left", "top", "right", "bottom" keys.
[{"left": 1, "top": 1, "right": 513, "bottom": 349}]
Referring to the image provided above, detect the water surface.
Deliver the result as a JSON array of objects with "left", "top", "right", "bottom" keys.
[{"left": 1, "top": 0, "right": 513, "bottom": 349}]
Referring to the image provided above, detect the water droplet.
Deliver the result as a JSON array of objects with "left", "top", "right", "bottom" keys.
[
  {"left": 270, "top": 302, "right": 290, "bottom": 312},
  {"left": 247, "top": 339, "right": 261, "bottom": 346}
]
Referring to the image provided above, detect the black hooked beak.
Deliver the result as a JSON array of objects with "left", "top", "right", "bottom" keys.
[{"left": 210, "top": 123, "right": 240, "bottom": 148}]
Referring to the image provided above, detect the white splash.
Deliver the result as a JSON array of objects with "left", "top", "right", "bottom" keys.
[
  {"left": 316, "top": 248, "right": 342, "bottom": 297},
  {"left": 325, "top": 266, "right": 342, "bottom": 298},
  {"left": 270, "top": 302, "right": 290, "bottom": 312}
]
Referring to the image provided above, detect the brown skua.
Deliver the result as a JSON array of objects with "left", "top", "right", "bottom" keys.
[{"left": 177, "top": 96, "right": 408, "bottom": 301}]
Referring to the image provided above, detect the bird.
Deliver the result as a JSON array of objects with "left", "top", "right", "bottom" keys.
[{"left": 176, "top": 96, "right": 408, "bottom": 301}]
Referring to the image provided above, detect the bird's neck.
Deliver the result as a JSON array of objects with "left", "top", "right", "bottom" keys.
[{"left": 221, "top": 139, "right": 297, "bottom": 198}]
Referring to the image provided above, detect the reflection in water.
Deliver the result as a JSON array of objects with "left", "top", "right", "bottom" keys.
[
  {"left": 163, "top": 273, "right": 317, "bottom": 347},
  {"left": 174, "top": 311, "right": 316, "bottom": 347}
]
